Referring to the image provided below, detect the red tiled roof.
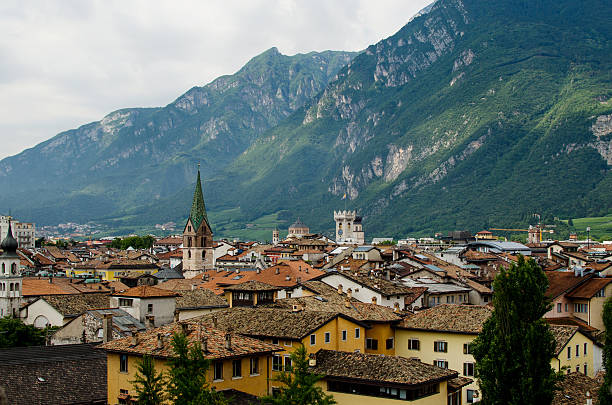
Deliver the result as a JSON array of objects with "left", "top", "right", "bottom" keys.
[
  {"left": 545, "top": 271, "right": 592, "bottom": 299},
  {"left": 565, "top": 277, "right": 612, "bottom": 299},
  {"left": 100, "top": 321, "right": 281, "bottom": 359},
  {"left": 113, "top": 285, "right": 179, "bottom": 298}
]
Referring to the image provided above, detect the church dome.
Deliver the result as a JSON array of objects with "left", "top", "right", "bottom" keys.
[{"left": 1, "top": 222, "right": 18, "bottom": 254}]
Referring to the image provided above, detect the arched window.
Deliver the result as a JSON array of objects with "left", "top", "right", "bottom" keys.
[
  {"left": 1, "top": 263, "right": 4, "bottom": 273},
  {"left": 188, "top": 237, "right": 192, "bottom": 247},
  {"left": 202, "top": 251, "right": 205, "bottom": 259},
  {"left": 188, "top": 250, "right": 191, "bottom": 259},
  {"left": 15, "top": 283, "right": 19, "bottom": 293},
  {"left": 201, "top": 237, "right": 204, "bottom": 246},
  {"left": 9, "top": 283, "right": 13, "bottom": 291},
  {"left": 11, "top": 263, "right": 16, "bottom": 273}
]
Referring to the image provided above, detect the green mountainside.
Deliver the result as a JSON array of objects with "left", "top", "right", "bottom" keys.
[
  {"left": 2, "top": 0, "right": 612, "bottom": 240},
  {"left": 0, "top": 48, "right": 355, "bottom": 226},
  {"left": 207, "top": 0, "right": 612, "bottom": 238}
]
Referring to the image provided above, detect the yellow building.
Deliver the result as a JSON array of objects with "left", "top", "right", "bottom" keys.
[
  {"left": 100, "top": 319, "right": 281, "bottom": 404},
  {"left": 394, "top": 304, "right": 492, "bottom": 405},
  {"left": 310, "top": 349, "right": 470, "bottom": 404},
  {"left": 67, "top": 259, "right": 159, "bottom": 281},
  {"left": 564, "top": 277, "right": 612, "bottom": 331},
  {"left": 191, "top": 306, "right": 368, "bottom": 392},
  {"left": 550, "top": 325, "right": 596, "bottom": 377}
]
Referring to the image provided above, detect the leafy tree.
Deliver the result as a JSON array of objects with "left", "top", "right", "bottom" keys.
[
  {"left": 473, "top": 256, "right": 559, "bottom": 405},
  {"left": 166, "top": 332, "right": 226, "bottom": 405},
  {"left": 131, "top": 355, "right": 164, "bottom": 405},
  {"left": 0, "top": 317, "right": 45, "bottom": 348},
  {"left": 261, "top": 344, "right": 335, "bottom": 405},
  {"left": 599, "top": 297, "right": 612, "bottom": 404},
  {"left": 110, "top": 235, "right": 155, "bottom": 250}
]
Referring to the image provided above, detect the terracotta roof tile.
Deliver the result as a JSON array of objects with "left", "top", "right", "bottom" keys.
[
  {"left": 397, "top": 304, "right": 493, "bottom": 334},
  {"left": 553, "top": 372, "right": 601, "bottom": 405},
  {"left": 100, "top": 320, "right": 281, "bottom": 360},
  {"left": 311, "top": 349, "right": 457, "bottom": 386},
  {"left": 550, "top": 325, "right": 579, "bottom": 355},
  {"left": 31, "top": 293, "right": 110, "bottom": 317},
  {"left": 176, "top": 289, "right": 228, "bottom": 310},
  {"left": 224, "top": 280, "right": 281, "bottom": 292},
  {"left": 545, "top": 271, "right": 592, "bottom": 299},
  {"left": 113, "top": 285, "right": 179, "bottom": 298},
  {"left": 565, "top": 277, "right": 612, "bottom": 299},
  {"left": 190, "top": 308, "right": 365, "bottom": 340}
]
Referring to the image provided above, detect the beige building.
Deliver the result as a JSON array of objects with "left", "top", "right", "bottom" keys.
[
  {"left": 0, "top": 215, "right": 35, "bottom": 249},
  {"left": 310, "top": 349, "right": 470, "bottom": 404},
  {"left": 394, "top": 305, "right": 492, "bottom": 404}
]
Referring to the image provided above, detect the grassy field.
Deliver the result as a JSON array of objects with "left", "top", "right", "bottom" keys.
[{"left": 564, "top": 215, "right": 612, "bottom": 241}]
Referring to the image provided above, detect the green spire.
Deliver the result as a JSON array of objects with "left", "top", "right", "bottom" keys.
[{"left": 189, "top": 168, "right": 208, "bottom": 230}]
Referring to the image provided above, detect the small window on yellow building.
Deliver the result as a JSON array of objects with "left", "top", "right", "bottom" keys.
[{"left": 120, "top": 354, "right": 128, "bottom": 373}]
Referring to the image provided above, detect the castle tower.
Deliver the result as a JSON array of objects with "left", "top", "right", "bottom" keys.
[
  {"left": 334, "top": 210, "right": 365, "bottom": 245},
  {"left": 182, "top": 168, "right": 214, "bottom": 278},
  {"left": 272, "top": 227, "right": 279, "bottom": 245},
  {"left": 0, "top": 222, "right": 23, "bottom": 318}
]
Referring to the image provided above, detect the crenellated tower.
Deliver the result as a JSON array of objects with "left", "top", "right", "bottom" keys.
[{"left": 334, "top": 210, "right": 365, "bottom": 245}]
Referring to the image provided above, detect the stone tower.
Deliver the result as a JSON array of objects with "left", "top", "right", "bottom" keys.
[
  {"left": 0, "top": 222, "right": 23, "bottom": 318},
  {"left": 272, "top": 227, "right": 279, "bottom": 245},
  {"left": 182, "top": 168, "right": 214, "bottom": 278},
  {"left": 334, "top": 210, "right": 365, "bottom": 245}
]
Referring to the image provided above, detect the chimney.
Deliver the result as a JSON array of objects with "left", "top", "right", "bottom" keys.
[
  {"left": 346, "top": 289, "right": 352, "bottom": 299},
  {"left": 130, "top": 332, "right": 139, "bottom": 346},
  {"left": 308, "top": 353, "right": 316, "bottom": 367},
  {"left": 146, "top": 315, "right": 155, "bottom": 329},
  {"left": 371, "top": 296, "right": 377, "bottom": 304},
  {"left": 297, "top": 277, "right": 301, "bottom": 283},
  {"left": 586, "top": 390, "right": 592, "bottom": 405},
  {"left": 48, "top": 277, "right": 53, "bottom": 284},
  {"left": 174, "top": 310, "right": 180, "bottom": 323},
  {"left": 285, "top": 275, "right": 291, "bottom": 281},
  {"left": 191, "top": 284, "right": 196, "bottom": 291},
  {"left": 225, "top": 333, "right": 232, "bottom": 350},
  {"left": 256, "top": 268, "right": 261, "bottom": 274},
  {"left": 393, "top": 302, "right": 400, "bottom": 313},
  {"left": 337, "top": 284, "right": 343, "bottom": 294},
  {"left": 201, "top": 336, "right": 208, "bottom": 353},
  {"left": 385, "top": 269, "right": 390, "bottom": 281},
  {"left": 156, "top": 333, "right": 163, "bottom": 349},
  {"left": 275, "top": 268, "right": 280, "bottom": 275},
  {"left": 344, "top": 298, "right": 351, "bottom": 308},
  {"left": 212, "top": 316, "right": 218, "bottom": 329},
  {"left": 305, "top": 267, "right": 309, "bottom": 273},
  {"left": 102, "top": 313, "right": 113, "bottom": 343}
]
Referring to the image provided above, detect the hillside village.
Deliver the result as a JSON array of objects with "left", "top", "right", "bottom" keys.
[{"left": 1, "top": 170, "right": 610, "bottom": 405}]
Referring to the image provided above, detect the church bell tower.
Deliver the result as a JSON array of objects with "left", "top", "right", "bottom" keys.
[
  {"left": 182, "top": 167, "right": 214, "bottom": 278},
  {"left": 0, "top": 222, "right": 23, "bottom": 318}
]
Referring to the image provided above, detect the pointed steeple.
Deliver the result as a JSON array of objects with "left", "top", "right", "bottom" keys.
[
  {"left": 189, "top": 167, "right": 208, "bottom": 231},
  {"left": 1, "top": 221, "right": 18, "bottom": 256}
]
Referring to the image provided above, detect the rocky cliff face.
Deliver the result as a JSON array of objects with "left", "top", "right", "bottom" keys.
[
  {"left": 0, "top": 48, "right": 355, "bottom": 224},
  {"left": 2, "top": 0, "right": 612, "bottom": 237},
  {"left": 218, "top": 0, "right": 612, "bottom": 236}
]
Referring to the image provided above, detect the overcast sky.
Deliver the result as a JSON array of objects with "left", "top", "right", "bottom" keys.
[{"left": 0, "top": 0, "right": 432, "bottom": 160}]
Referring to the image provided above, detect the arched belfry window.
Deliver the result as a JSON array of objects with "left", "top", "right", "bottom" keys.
[
  {"left": 188, "top": 237, "right": 192, "bottom": 247},
  {"left": 188, "top": 251, "right": 191, "bottom": 259},
  {"left": 202, "top": 251, "right": 205, "bottom": 259}
]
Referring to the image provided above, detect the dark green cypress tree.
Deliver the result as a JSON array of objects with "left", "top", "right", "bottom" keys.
[
  {"left": 261, "top": 344, "right": 335, "bottom": 405},
  {"left": 472, "top": 256, "right": 559, "bottom": 405},
  {"left": 599, "top": 298, "right": 612, "bottom": 404},
  {"left": 166, "top": 332, "right": 227, "bottom": 405},
  {"left": 131, "top": 355, "right": 164, "bottom": 405}
]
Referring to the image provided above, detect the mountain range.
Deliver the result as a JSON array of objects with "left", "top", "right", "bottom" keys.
[{"left": 1, "top": 0, "right": 612, "bottom": 240}]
